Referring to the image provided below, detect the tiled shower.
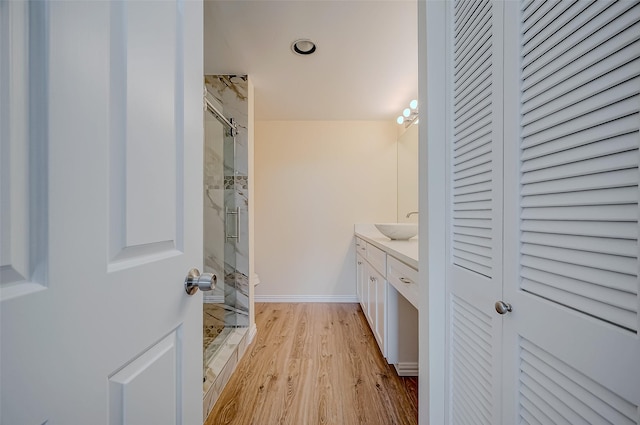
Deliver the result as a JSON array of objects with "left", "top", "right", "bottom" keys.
[{"left": 202, "top": 75, "right": 250, "bottom": 416}]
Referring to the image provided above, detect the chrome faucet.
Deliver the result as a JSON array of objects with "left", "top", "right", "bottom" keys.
[{"left": 406, "top": 211, "right": 419, "bottom": 218}]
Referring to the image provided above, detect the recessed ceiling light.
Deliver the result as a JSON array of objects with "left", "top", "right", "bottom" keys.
[{"left": 292, "top": 39, "right": 316, "bottom": 56}]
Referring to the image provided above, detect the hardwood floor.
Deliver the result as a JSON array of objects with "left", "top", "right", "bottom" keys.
[{"left": 205, "top": 303, "right": 418, "bottom": 425}]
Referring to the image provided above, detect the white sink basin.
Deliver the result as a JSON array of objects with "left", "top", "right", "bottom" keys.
[{"left": 375, "top": 223, "right": 418, "bottom": 240}]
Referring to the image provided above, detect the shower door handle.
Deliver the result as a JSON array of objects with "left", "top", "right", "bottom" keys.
[
  {"left": 184, "top": 268, "right": 217, "bottom": 295},
  {"left": 226, "top": 207, "right": 240, "bottom": 241}
]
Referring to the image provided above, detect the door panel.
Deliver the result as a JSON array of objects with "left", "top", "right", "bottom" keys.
[
  {"left": 503, "top": 1, "right": 640, "bottom": 423},
  {"left": 446, "top": 0, "right": 504, "bottom": 423},
  {"left": 0, "top": 1, "right": 204, "bottom": 424},
  {"left": 109, "top": 0, "right": 184, "bottom": 268},
  {"left": 0, "top": 0, "right": 49, "bottom": 300},
  {"left": 109, "top": 329, "right": 181, "bottom": 425}
]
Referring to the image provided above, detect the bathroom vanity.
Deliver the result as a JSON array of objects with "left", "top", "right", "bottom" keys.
[{"left": 354, "top": 224, "right": 419, "bottom": 376}]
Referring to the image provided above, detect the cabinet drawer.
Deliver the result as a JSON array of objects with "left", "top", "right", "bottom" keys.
[
  {"left": 387, "top": 256, "right": 418, "bottom": 309},
  {"left": 355, "top": 237, "right": 367, "bottom": 255},
  {"left": 366, "top": 242, "right": 387, "bottom": 276}
]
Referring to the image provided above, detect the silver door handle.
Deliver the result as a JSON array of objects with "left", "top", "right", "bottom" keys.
[
  {"left": 226, "top": 207, "right": 240, "bottom": 240},
  {"left": 184, "top": 268, "right": 217, "bottom": 295},
  {"left": 495, "top": 301, "right": 512, "bottom": 315}
]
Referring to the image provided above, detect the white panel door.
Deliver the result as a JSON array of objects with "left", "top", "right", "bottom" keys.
[
  {"left": 502, "top": 1, "right": 640, "bottom": 423},
  {"left": 0, "top": 1, "right": 204, "bottom": 424},
  {"left": 445, "top": 1, "right": 504, "bottom": 423}
]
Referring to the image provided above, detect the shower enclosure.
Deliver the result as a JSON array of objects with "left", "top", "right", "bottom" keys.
[{"left": 203, "top": 88, "right": 249, "bottom": 376}]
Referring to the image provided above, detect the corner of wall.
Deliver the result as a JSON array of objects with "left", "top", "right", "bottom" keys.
[{"left": 247, "top": 77, "right": 256, "bottom": 329}]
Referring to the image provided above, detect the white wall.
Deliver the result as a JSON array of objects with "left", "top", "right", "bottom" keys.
[
  {"left": 247, "top": 78, "right": 256, "bottom": 331},
  {"left": 255, "top": 121, "right": 397, "bottom": 300}
]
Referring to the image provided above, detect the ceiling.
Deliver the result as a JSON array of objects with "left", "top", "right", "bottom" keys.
[{"left": 204, "top": 0, "right": 418, "bottom": 122}]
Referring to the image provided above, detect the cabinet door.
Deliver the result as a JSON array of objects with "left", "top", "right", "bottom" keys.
[
  {"left": 369, "top": 264, "right": 386, "bottom": 356},
  {"left": 375, "top": 271, "right": 386, "bottom": 357},
  {"left": 356, "top": 253, "right": 366, "bottom": 311},
  {"left": 367, "top": 263, "right": 377, "bottom": 336}
]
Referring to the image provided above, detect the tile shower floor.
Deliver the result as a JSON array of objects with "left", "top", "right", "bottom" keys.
[{"left": 203, "top": 303, "right": 226, "bottom": 365}]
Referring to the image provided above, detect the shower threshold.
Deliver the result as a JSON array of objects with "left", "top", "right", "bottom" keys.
[{"left": 203, "top": 326, "right": 249, "bottom": 418}]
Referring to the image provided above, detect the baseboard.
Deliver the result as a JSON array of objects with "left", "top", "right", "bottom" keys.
[
  {"left": 254, "top": 294, "right": 359, "bottom": 303},
  {"left": 394, "top": 362, "right": 419, "bottom": 377}
]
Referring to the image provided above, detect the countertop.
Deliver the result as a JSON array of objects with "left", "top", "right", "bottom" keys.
[{"left": 354, "top": 223, "right": 419, "bottom": 269}]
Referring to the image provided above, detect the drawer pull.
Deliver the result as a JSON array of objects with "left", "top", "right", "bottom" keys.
[{"left": 399, "top": 277, "right": 413, "bottom": 284}]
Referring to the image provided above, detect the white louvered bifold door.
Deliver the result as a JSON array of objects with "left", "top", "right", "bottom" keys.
[
  {"left": 502, "top": 1, "right": 640, "bottom": 423},
  {"left": 445, "top": 1, "right": 504, "bottom": 423}
]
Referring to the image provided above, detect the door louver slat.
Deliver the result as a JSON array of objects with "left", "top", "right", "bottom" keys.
[
  {"left": 521, "top": 168, "right": 638, "bottom": 196},
  {"left": 453, "top": 233, "right": 493, "bottom": 248},
  {"left": 521, "top": 232, "right": 637, "bottom": 258},
  {"left": 453, "top": 226, "right": 492, "bottom": 239},
  {"left": 520, "top": 220, "right": 637, "bottom": 240},
  {"left": 454, "top": 190, "right": 492, "bottom": 204},
  {"left": 521, "top": 187, "right": 638, "bottom": 208}
]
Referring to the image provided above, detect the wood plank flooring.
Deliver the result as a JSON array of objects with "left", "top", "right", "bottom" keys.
[{"left": 205, "top": 303, "right": 418, "bottom": 425}]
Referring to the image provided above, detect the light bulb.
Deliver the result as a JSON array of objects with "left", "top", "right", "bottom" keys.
[
  {"left": 403, "top": 108, "right": 411, "bottom": 117},
  {"left": 410, "top": 99, "right": 418, "bottom": 110},
  {"left": 396, "top": 116, "right": 404, "bottom": 125}
]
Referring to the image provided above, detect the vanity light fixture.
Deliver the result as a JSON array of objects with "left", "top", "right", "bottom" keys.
[
  {"left": 291, "top": 39, "right": 317, "bottom": 55},
  {"left": 397, "top": 99, "right": 419, "bottom": 127}
]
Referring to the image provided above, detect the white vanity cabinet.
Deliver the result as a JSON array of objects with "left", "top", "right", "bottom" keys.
[
  {"left": 354, "top": 229, "right": 419, "bottom": 376},
  {"left": 355, "top": 237, "right": 387, "bottom": 356}
]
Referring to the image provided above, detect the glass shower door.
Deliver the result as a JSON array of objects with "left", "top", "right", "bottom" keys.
[{"left": 203, "top": 104, "right": 237, "bottom": 366}]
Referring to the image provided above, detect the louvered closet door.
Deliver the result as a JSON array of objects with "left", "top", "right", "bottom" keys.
[
  {"left": 502, "top": 1, "right": 640, "bottom": 423},
  {"left": 446, "top": 1, "right": 504, "bottom": 424}
]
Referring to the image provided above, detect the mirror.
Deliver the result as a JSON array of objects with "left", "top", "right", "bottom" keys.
[{"left": 397, "top": 122, "right": 419, "bottom": 223}]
